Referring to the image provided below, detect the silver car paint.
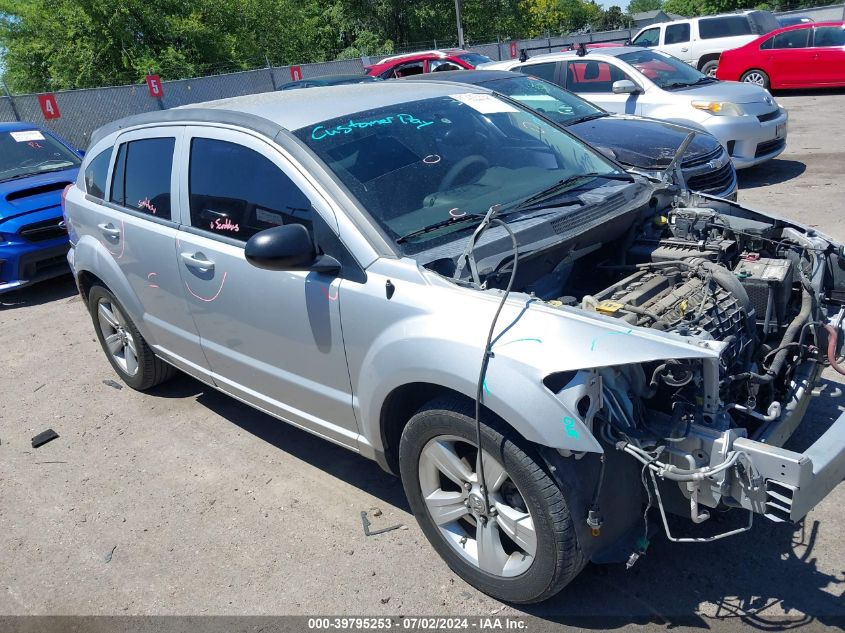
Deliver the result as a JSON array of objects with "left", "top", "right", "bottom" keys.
[
  {"left": 481, "top": 48, "right": 789, "bottom": 168},
  {"left": 65, "top": 86, "right": 728, "bottom": 464}
]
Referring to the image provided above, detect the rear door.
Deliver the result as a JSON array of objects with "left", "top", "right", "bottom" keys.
[
  {"left": 94, "top": 127, "right": 210, "bottom": 375},
  {"left": 173, "top": 126, "right": 358, "bottom": 446},
  {"left": 811, "top": 24, "right": 845, "bottom": 85}
]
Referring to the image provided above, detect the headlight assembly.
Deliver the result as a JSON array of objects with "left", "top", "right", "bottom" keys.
[{"left": 691, "top": 101, "right": 744, "bottom": 117}]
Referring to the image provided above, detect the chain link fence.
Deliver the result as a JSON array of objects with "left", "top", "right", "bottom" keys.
[{"left": 1, "top": 3, "right": 842, "bottom": 150}]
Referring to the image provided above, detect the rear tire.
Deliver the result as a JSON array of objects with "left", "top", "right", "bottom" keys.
[
  {"left": 700, "top": 59, "right": 720, "bottom": 78},
  {"left": 399, "top": 397, "right": 585, "bottom": 604},
  {"left": 88, "top": 284, "right": 176, "bottom": 390},
  {"left": 740, "top": 69, "right": 770, "bottom": 89}
]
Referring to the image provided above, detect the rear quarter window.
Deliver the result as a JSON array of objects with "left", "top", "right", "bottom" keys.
[
  {"left": 698, "top": 16, "right": 753, "bottom": 39},
  {"left": 109, "top": 137, "right": 175, "bottom": 220},
  {"left": 83, "top": 149, "right": 112, "bottom": 199}
]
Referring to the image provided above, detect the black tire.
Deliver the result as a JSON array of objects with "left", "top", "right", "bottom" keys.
[
  {"left": 399, "top": 397, "right": 585, "bottom": 604},
  {"left": 740, "top": 69, "right": 770, "bottom": 89},
  {"left": 700, "top": 59, "right": 720, "bottom": 78},
  {"left": 88, "top": 284, "right": 176, "bottom": 390}
]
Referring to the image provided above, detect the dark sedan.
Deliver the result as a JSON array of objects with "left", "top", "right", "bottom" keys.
[{"left": 408, "top": 70, "right": 737, "bottom": 200}]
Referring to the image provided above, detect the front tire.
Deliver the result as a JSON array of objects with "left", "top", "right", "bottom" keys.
[
  {"left": 399, "top": 397, "right": 585, "bottom": 603},
  {"left": 740, "top": 69, "right": 770, "bottom": 89},
  {"left": 88, "top": 284, "right": 176, "bottom": 390}
]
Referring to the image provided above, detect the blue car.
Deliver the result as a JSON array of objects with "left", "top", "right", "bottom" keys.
[{"left": 0, "top": 122, "right": 82, "bottom": 293}]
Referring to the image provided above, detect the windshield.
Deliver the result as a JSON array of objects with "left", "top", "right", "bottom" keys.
[
  {"left": 618, "top": 50, "right": 710, "bottom": 89},
  {"left": 458, "top": 53, "right": 493, "bottom": 67},
  {"left": 483, "top": 75, "right": 605, "bottom": 126},
  {"left": 0, "top": 129, "right": 80, "bottom": 182},
  {"left": 294, "top": 93, "right": 623, "bottom": 253}
]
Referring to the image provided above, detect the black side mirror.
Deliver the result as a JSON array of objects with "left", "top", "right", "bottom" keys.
[{"left": 245, "top": 224, "right": 340, "bottom": 273}]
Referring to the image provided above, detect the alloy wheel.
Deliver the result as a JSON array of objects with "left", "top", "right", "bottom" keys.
[
  {"left": 418, "top": 435, "right": 536, "bottom": 578},
  {"left": 743, "top": 72, "right": 766, "bottom": 86},
  {"left": 96, "top": 298, "right": 139, "bottom": 377}
]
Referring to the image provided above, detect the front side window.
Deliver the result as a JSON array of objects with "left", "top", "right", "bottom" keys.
[
  {"left": 109, "top": 137, "right": 174, "bottom": 220},
  {"left": 518, "top": 61, "right": 557, "bottom": 83},
  {"left": 698, "top": 16, "right": 752, "bottom": 39},
  {"left": 772, "top": 28, "right": 810, "bottom": 49},
  {"left": 813, "top": 25, "right": 845, "bottom": 47},
  {"left": 188, "top": 138, "right": 311, "bottom": 241},
  {"left": 84, "top": 148, "right": 112, "bottom": 199},
  {"left": 566, "top": 60, "right": 629, "bottom": 93},
  {"left": 632, "top": 27, "right": 660, "bottom": 47},
  {"left": 0, "top": 129, "right": 81, "bottom": 183},
  {"left": 618, "top": 50, "right": 709, "bottom": 89},
  {"left": 665, "top": 24, "right": 691, "bottom": 44},
  {"left": 295, "top": 94, "right": 622, "bottom": 254}
]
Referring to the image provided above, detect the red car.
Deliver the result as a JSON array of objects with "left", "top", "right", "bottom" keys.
[
  {"left": 716, "top": 21, "right": 845, "bottom": 89},
  {"left": 364, "top": 49, "right": 492, "bottom": 79}
]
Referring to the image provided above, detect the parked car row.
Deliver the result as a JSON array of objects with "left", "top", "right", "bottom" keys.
[
  {"left": 631, "top": 10, "right": 845, "bottom": 90},
  {"left": 61, "top": 79, "right": 845, "bottom": 605}
]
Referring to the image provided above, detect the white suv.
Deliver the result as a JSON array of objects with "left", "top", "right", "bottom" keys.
[{"left": 631, "top": 10, "right": 780, "bottom": 76}]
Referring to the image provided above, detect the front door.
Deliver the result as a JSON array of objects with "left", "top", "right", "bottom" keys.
[
  {"left": 770, "top": 27, "right": 813, "bottom": 87},
  {"left": 172, "top": 127, "right": 358, "bottom": 447},
  {"left": 811, "top": 25, "right": 845, "bottom": 86},
  {"left": 564, "top": 59, "right": 642, "bottom": 115}
]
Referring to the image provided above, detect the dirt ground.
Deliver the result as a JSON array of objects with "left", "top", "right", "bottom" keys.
[{"left": 1, "top": 90, "right": 844, "bottom": 628}]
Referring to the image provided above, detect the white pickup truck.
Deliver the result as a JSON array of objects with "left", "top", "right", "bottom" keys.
[{"left": 631, "top": 10, "right": 781, "bottom": 76}]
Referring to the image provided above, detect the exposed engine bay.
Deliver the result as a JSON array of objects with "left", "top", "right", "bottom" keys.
[{"left": 426, "top": 183, "right": 845, "bottom": 547}]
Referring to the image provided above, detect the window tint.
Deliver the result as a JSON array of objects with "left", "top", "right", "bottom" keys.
[
  {"left": 699, "top": 16, "right": 752, "bottom": 39},
  {"left": 665, "top": 23, "right": 690, "bottom": 44},
  {"left": 391, "top": 62, "right": 424, "bottom": 78},
  {"left": 109, "top": 137, "right": 174, "bottom": 219},
  {"left": 632, "top": 27, "right": 660, "bottom": 47},
  {"left": 814, "top": 26, "right": 845, "bottom": 47},
  {"left": 84, "top": 148, "right": 112, "bottom": 199},
  {"left": 189, "top": 138, "right": 312, "bottom": 241},
  {"left": 760, "top": 36, "right": 774, "bottom": 50},
  {"left": 518, "top": 62, "right": 557, "bottom": 83},
  {"left": 772, "top": 28, "right": 810, "bottom": 49},
  {"left": 566, "top": 61, "right": 630, "bottom": 93}
]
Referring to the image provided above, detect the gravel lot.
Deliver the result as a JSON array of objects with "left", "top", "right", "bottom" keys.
[{"left": 1, "top": 91, "right": 844, "bottom": 628}]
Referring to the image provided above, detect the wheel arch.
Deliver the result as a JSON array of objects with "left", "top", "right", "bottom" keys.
[{"left": 697, "top": 52, "right": 721, "bottom": 70}]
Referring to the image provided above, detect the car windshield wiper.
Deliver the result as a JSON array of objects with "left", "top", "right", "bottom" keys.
[
  {"left": 565, "top": 112, "right": 608, "bottom": 126},
  {"left": 660, "top": 81, "right": 696, "bottom": 90},
  {"left": 511, "top": 172, "right": 634, "bottom": 212},
  {"left": 395, "top": 213, "right": 484, "bottom": 244}
]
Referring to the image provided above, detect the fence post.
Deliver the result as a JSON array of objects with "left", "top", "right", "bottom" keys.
[
  {"left": 1, "top": 79, "right": 21, "bottom": 121},
  {"left": 265, "top": 55, "right": 278, "bottom": 91}
]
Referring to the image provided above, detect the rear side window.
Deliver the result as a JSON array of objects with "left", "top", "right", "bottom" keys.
[
  {"left": 699, "top": 16, "right": 752, "bottom": 39},
  {"left": 188, "top": 138, "right": 312, "bottom": 241},
  {"left": 110, "top": 137, "right": 174, "bottom": 220},
  {"left": 665, "top": 24, "right": 690, "bottom": 44},
  {"left": 814, "top": 26, "right": 845, "bottom": 47},
  {"left": 632, "top": 27, "right": 660, "bottom": 47},
  {"left": 566, "top": 61, "right": 629, "bottom": 93},
  {"left": 772, "top": 28, "right": 810, "bottom": 49},
  {"left": 84, "top": 149, "right": 111, "bottom": 199},
  {"left": 518, "top": 62, "right": 557, "bottom": 83}
]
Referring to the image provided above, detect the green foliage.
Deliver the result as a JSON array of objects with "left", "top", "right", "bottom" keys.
[{"left": 626, "top": 0, "right": 663, "bottom": 13}]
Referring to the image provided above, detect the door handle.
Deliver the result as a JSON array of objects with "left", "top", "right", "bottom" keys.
[
  {"left": 681, "top": 47, "right": 689, "bottom": 52},
  {"left": 180, "top": 251, "right": 215, "bottom": 271},
  {"left": 97, "top": 223, "right": 120, "bottom": 239}
]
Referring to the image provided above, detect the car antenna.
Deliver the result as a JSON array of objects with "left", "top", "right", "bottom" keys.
[{"left": 576, "top": 42, "right": 588, "bottom": 57}]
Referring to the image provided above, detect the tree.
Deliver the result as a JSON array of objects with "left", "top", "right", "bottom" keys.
[
  {"left": 522, "top": 0, "right": 605, "bottom": 36},
  {"left": 626, "top": 0, "right": 663, "bottom": 13},
  {"left": 599, "top": 5, "right": 628, "bottom": 29}
]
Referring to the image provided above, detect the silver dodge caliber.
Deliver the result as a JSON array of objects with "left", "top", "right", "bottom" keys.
[{"left": 64, "top": 82, "right": 845, "bottom": 603}]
